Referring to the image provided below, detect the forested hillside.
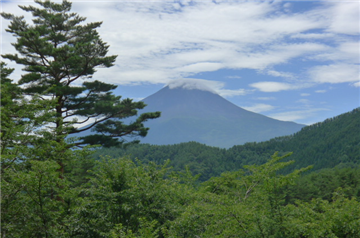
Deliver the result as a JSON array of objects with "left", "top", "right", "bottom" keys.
[
  {"left": 94, "top": 108, "right": 360, "bottom": 181},
  {"left": 284, "top": 166, "right": 360, "bottom": 204}
]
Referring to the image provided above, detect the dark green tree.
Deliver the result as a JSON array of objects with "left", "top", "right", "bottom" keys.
[
  {"left": 1, "top": 61, "right": 55, "bottom": 168},
  {"left": 1, "top": 62, "right": 20, "bottom": 167},
  {"left": 1, "top": 0, "right": 160, "bottom": 150},
  {"left": 1, "top": 61, "right": 92, "bottom": 236},
  {"left": 1, "top": 2, "right": 160, "bottom": 234}
]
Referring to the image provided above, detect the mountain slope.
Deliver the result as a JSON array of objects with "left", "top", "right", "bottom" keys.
[
  {"left": 94, "top": 108, "right": 360, "bottom": 181},
  {"left": 138, "top": 86, "right": 304, "bottom": 148}
]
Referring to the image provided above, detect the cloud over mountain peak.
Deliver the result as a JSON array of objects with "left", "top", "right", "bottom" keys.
[{"left": 167, "top": 78, "right": 219, "bottom": 94}]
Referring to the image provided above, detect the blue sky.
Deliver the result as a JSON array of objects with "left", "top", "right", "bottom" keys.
[{"left": 1, "top": 0, "right": 359, "bottom": 125}]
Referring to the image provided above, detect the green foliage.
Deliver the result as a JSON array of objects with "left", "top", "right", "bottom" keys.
[
  {"left": 1, "top": 62, "right": 63, "bottom": 173},
  {"left": 283, "top": 190, "right": 360, "bottom": 238},
  {"left": 92, "top": 142, "right": 228, "bottom": 181},
  {"left": 93, "top": 108, "right": 360, "bottom": 181},
  {"left": 1, "top": 2, "right": 160, "bottom": 234},
  {"left": 2, "top": 147, "right": 360, "bottom": 237},
  {"left": 284, "top": 166, "right": 360, "bottom": 203},
  {"left": 1, "top": 0, "right": 160, "bottom": 149},
  {"left": 0, "top": 143, "right": 97, "bottom": 237},
  {"left": 168, "top": 152, "right": 313, "bottom": 237},
  {"left": 109, "top": 219, "right": 161, "bottom": 238},
  {"left": 72, "top": 157, "right": 194, "bottom": 237},
  {"left": 1, "top": 1, "right": 158, "bottom": 236},
  {"left": 2, "top": 160, "right": 68, "bottom": 237}
]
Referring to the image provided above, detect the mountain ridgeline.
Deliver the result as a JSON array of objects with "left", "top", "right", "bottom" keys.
[
  {"left": 94, "top": 108, "right": 360, "bottom": 181},
  {"left": 137, "top": 86, "right": 304, "bottom": 148}
]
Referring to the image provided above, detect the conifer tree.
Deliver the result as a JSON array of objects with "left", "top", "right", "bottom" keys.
[
  {"left": 1, "top": 62, "right": 54, "bottom": 168},
  {"left": 1, "top": 62, "right": 22, "bottom": 168},
  {"left": 1, "top": 0, "right": 160, "bottom": 149}
]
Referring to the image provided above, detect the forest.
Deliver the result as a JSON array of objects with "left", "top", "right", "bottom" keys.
[
  {"left": 93, "top": 108, "right": 360, "bottom": 181},
  {"left": 1, "top": 1, "right": 360, "bottom": 237}
]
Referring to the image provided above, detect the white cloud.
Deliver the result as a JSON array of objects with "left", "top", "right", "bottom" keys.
[
  {"left": 309, "top": 64, "right": 359, "bottom": 84},
  {"left": 166, "top": 78, "right": 249, "bottom": 97},
  {"left": 99, "top": 68, "right": 171, "bottom": 85},
  {"left": 312, "top": 41, "right": 359, "bottom": 64},
  {"left": 270, "top": 111, "right": 307, "bottom": 122},
  {"left": 1, "top": 0, "right": 357, "bottom": 91},
  {"left": 300, "top": 93, "right": 310, "bottom": 96},
  {"left": 326, "top": 2, "right": 360, "bottom": 35},
  {"left": 228, "top": 43, "right": 328, "bottom": 70},
  {"left": 2, "top": 1, "right": 357, "bottom": 127},
  {"left": 337, "top": 42, "right": 360, "bottom": 64},
  {"left": 176, "top": 62, "right": 223, "bottom": 73},
  {"left": 167, "top": 78, "right": 220, "bottom": 93},
  {"left": 267, "top": 70, "right": 295, "bottom": 80},
  {"left": 269, "top": 108, "right": 328, "bottom": 123},
  {"left": 257, "top": 97, "right": 276, "bottom": 101},
  {"left": 243, "top": 104, "right": 275, "bottom": 113},
  {"left": 218, "top": 88, "right": 249, "bottom": 97},
  {"left": 291, "top": 33, "right": 335, "bottom": 39},
  {"left": 250, "top": 81, "right": 294, "bottom": 92}
]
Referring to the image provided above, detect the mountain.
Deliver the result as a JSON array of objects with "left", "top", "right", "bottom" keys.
[
  {"left": 93, "top": 108, "right": 360, "bottom": 181},
  {"left": 137, "top": 85, "right": 304, "bottom": 148}
]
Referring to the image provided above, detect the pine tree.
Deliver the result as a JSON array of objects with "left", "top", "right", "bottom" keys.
[
  {"left": 1, "top": 0, "right": 160, "bottom": 149},
  {"left": 1, "top": 62, "right": 21, "bottom": 168},
  {"left": 1, "top": 61, "right": 54, "bottom": 168}
]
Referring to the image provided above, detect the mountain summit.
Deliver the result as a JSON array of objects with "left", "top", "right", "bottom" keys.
[{"left": 138, "top": 85, "right": 304, "bottom": 148}]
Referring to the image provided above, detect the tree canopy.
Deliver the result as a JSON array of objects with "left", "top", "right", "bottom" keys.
[
  {"left": 93, "top": 108, "right": 360, "bottom": 181},
  {"left": 1, "top": 0, "right": 160, "bottom": 149}
]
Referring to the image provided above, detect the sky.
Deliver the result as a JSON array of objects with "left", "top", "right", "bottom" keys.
[{"left": 1, "top": 0, "right": 359, "bottom": 125}]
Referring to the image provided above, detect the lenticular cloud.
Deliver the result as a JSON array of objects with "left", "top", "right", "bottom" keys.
[{"left": 167, "top": 78, "right": 220, "bottom": 94}]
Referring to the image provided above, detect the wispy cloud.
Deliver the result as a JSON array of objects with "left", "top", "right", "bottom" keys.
[
  {"left": 257, "top": 97, "right": 276, "bottom": 101},
  {"left": 243, "top": 103, "right": 275, "bottom": 113},
  {"left": 326, "top": 1, "right": 359, "bottom": 35},
  {"left": 250, "top": 82, "right": 295, "bottom": 92},
  {"left": 166, "top": 78, "right": 249, "bottom": 97},
  {"left": 2, "top": 1, "right": 357, "bottom": 88},
  {"left": 267, "top": 70, "right": 295, "bottom": 80},
  {"left": 218, "top": 88, "right": 250, "bottom": 97},
  {"left": 291, "top": 32, "right": 335, "bottom": 39},
  {"left": 167, "top": 78, "right": 220, "bottom": 93},
  {"left": 309, "top": 64, "right": 359, "bottom": 84},
  {"left": 311, "top": 41, "right": 359, "bottom": 64},
  {"left": 269, "top": 108, "right": 329, "bottom": 124}
]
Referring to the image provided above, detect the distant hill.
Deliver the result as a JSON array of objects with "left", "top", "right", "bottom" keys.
[
  {"left": 228, "top": 107, "right": 360, "bottom": 173},
  {"left": 137, "top": 85, "right": 304, "bottom": 148},
  {"left": 94, "top": 108, "right": 360, "bottom": 181}
]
